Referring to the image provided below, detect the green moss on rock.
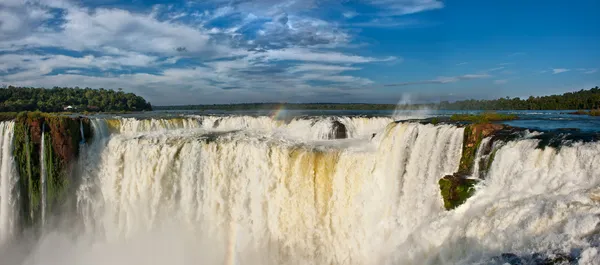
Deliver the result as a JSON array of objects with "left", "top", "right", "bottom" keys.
[
  {"left": 439, "top": 174, "right": 479, "bottom": 210},
  {"left": 12, "top": 112, "right": 92, "bottom": 226},
  {"left": 439, "top": 123, "right": 506, "bottom": 211}
]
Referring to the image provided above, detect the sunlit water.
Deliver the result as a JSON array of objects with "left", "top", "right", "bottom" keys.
[{"left": 0, "top": 111, "right": 599, "bottom": 265}]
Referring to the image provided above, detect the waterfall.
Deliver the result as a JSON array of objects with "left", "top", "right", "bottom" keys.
[
  {"left": 105, "top": 115, "right": 393, "bottom": 141},
  {"left": 1, "top": 117, "right": 600, "bottom": 265},
  {"left": 40, "top": 123, "right": 47, "bottom": 226},
  {"left": 0, "top": 121, "right": 17, "bottom": 245},
  {"left": 65, "top": 121, "right": 463, "bottom": 265},
  {"left": 80, "top": 119, "right": 85, "bottom": 144}
]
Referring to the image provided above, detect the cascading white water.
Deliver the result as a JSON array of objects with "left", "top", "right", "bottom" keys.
[
  {"left": 106, "top": 115, "right": 393, "bottom": 141},
  {"left": 79, "top": 120, "right": 85, "bottom": 144},
  {"left": 2, "top": 116, "right": 600, "bottom": 265},
  {"left": 0, "top": 121, "right": 18, "bottom": 246},
  {"left": 25, "top": 120, "right": 457, "bottom": 265},
  {"left": 40, "top": 124, "right": 47, "bottom": 226}
]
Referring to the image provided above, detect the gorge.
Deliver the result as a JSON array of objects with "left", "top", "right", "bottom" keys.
[{"left": 0, "top": 114, "right": 599, "bottom": 265}]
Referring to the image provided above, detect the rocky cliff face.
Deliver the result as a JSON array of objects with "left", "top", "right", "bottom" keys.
[
  {"left": 12, "top": 112, "right": 92, "bottom": 226},
  {"left": 439, "top": 123, "right": 521, "bottom": 210}
]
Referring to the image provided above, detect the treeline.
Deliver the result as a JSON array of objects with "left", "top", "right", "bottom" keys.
[
  {"left": 439, "top": 86, "right": 600, "bottom": 110},
  {"left": 154, "top": 103, "right": 398, "bottom": 111},
  {"left": 0, "top": 86, "right": 152, "bottom": 112},
  {"left": 156, "top": 87, "right": 600, "bottom": 111}
]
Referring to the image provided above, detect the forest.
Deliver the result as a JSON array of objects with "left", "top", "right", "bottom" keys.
[
  {"left": 439, "top": 86, "right": 600, "bottom": 110},
  {"left": 156, "top": 86, "right": 600, "bottom": 111},
  {"left": 1, "top": 86, "right": 598, "bottom": 113},
  {"left": 0, "top": 86, "right": 152, "bottom": 112}
]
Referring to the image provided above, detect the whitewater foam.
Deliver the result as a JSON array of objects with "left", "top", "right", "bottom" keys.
[{"left": 0, "top": 117, "right": 599, "bottom": 265}]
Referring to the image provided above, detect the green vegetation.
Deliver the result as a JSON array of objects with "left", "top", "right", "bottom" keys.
[
  {"left": 154, "top": 86, "right": 600, "bottom": 111},
  {"left": 12, "top": 112, "right": 92, "bottom": 225},
  {"left": 439, "top": 123, "right": 507, "bottom": 210},
  {"left": 450, "top": 112, "right": 518, "bottom": 124},
  {"left": 439, "top": 86, "right": 600, "bottom": 110},
  {"left": 0, "top": 86, "right": 152, "bottom": 112},
  {"left": 439, "top": 175, "right": 478, "bottom": 210},
  {"left": 571, "top": 109, "right": 600, "bottom": 116}
]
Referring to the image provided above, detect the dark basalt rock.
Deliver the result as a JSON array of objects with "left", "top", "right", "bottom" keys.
[
  {"left": 491, "top": 253, "right": 523, "bottom": 265},
  {"left": 330, "top": 120, "right": 347, "bottom": 139},
  {"left": 489, "top": 252, "right": 578, "bottom": 265}
]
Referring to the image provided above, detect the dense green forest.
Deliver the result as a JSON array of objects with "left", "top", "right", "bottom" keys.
[
  {"left": 2, "top": 86, "right": 598, "bottom": 112},
  {"left": 439, "top": 86, "right": 600, "bottom": 110},
  {"left": 156, "top": 86, "right": 600, "bottom": 111},
  {"left": 0, "top": 86, "right": 152, "bottom": 112}
]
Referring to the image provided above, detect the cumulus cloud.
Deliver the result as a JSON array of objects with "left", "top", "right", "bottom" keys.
[{"left": 0, "top": 0, "right": 409, "bottom": 104}]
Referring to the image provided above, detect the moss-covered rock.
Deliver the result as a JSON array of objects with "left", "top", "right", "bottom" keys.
[
  {"left": 458, "top": 123, "right": 505, "bottom": 174},
  {"left": 12, "top": 112, "right": 92, "bottom": 226},
  {"left": 439, "top": 174, "right": 479, "bottom": 210},
  {"left": 439, "top": 123, "right": 507, "bottom": 210}
]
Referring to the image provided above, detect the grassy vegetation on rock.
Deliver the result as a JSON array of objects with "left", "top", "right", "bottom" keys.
[
  {"left": 450, "top": 112, "right": 518, "bottom": 124},
  {"left": 439, "top": 175, "right": 478, "bottom": 210},
  {"left": 439, "top": 122, "right": 507, "bottom": 210}
]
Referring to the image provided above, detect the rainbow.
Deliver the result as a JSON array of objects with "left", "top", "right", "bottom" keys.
[{"left": 270, "top": 104, "right": 286, "bottom": 120}]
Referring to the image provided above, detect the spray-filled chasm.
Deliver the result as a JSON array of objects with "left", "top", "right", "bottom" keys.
[{"left": 1, "top": 115, "right": 600, "bottom": 265}]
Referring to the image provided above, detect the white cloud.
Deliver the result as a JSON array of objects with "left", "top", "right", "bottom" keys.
[
  {"left": 487, "top": 67, "right": 505, "bottom": 72},
  {"left": 0, "top": 0, "right": 406, "bottom": 104},
  {"left": 552, "top": 68, "right": 570, "bottom": 74},
  {"left": 288, "top": 64, "right": 359, "bottom": 73},
  {"left": 343, "top": 11, "right": 358, "bottom": 18},
  {"left": 349, "top": 18, "right": 421, "bottom": 28},
  {"left": 384, "top": 73, "right": 490, "bottom": 87},
  {"left": 456, "top": 62, "right": 468, "bottom": 66},
  {"left": 256, "top": 48, "right": 397, "bottom": 63},
  {"left": 494, "top": 79, "right": 508, "bottom": 85},
  {"left": 578, "top": 68, "right": 598, "bottom": 74},
  {"left": 368, "top": 0, "right": 444, "bottom": 16}
]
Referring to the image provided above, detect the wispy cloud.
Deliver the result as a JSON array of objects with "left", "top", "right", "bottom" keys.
[
  {"left": 456, "top": 62, "right": 468, "bottom": 66},
  {"left": 349, "top": 18, "right": 421, "bottom": 28},
  {"left": 368, "top": 0, "right": 444, "bottom": 16},
  {"left": 552, "top": 68, "right": 570, "bottom": 74},
  {"left": 494, "top": 79, "right": 508, "bottom": 85},
  {"left": 342, "top": 11, "right": 358, "bottom": 18},
  {"left": 384, "top": 73, "right": 490, "bottom": 87},
  {"left": 487, "top": 66, "right": 505, "bottom": 72},
  {"left": 508, "top": 52, "right": 526, "bottom": 57},
  {"left": 576, "top": 68, "right": 598, "bottom": 74}
]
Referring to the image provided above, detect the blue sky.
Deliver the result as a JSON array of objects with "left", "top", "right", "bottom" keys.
[{"left": 0, "top": 0, "right": 598, "bottom": 105}]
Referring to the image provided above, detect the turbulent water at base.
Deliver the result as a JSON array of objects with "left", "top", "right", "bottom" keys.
[
  {"left": 1, "top": 116, "right": 600, "bottom": 265},
  {"left": 0, "top": 121, "right": 17, "bottom": 246}
]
